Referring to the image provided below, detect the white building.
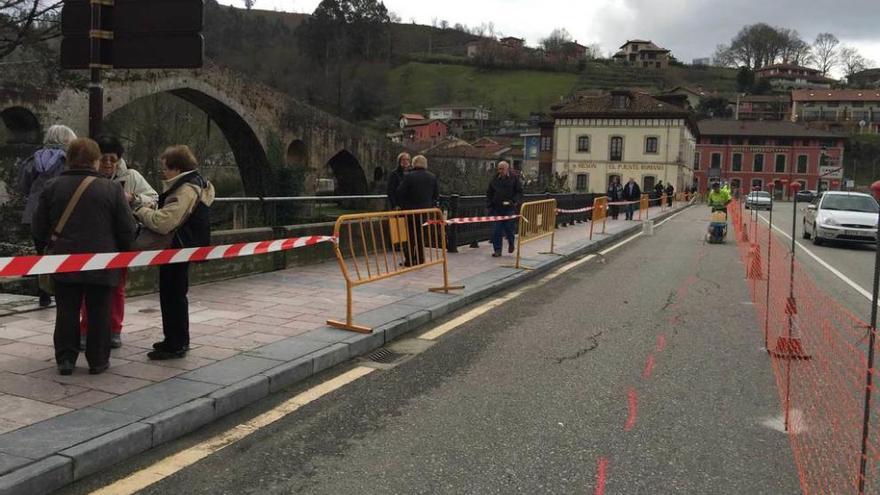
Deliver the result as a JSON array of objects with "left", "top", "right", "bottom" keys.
[{"left": 551, "top": 90, "right": 698, "bottom": 193}]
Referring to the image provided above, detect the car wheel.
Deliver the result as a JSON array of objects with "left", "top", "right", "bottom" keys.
[
  {"left": 802, "top": 221, "right": 811, "bottom": 239},
  {"left": 812, "top": 233, "right": 823, "bottom": 246}
]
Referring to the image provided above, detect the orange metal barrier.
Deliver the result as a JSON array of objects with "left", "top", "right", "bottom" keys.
[
  {"left": 327, "top": 208, "right": 464, "bottom": 333},
  {"left": 513, "top": 199, "right": 558, "bottom": 269},
  {"left": 639, "top": 194, "right": 650, "bottom": 220},
  {"left": 589, "top": 196, "right": 608, "bottom": 240}
]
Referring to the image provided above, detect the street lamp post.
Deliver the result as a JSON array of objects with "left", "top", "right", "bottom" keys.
[{"left": 857, "top": 180, "right": 880, "bottom": 494}]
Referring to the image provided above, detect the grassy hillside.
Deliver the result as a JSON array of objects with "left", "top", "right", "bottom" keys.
[
  {"left": 387, "top": 62, "right": 579, "bottom": 119},
  {"left": 575, "top": 61, "right": 739, "bottom": 94}
]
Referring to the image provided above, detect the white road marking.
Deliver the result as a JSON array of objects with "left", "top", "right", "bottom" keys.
[
  {"left": 90, "top": 366, "right": 375, "bottom": 495},
  {"left": 757, "top": 213, "right": 877, "bottom": 306}
]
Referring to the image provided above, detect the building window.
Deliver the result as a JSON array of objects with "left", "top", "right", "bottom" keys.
[
  {"left": 710, "top": 137, "right": 725, "bottom": 145},
  {"left": 577, "top": 136, "right": 590, "bottom": 152},
  {"left": 751, "top": 178, "right": 764, "bottom": 191},
  {"left": 655, "top": 62, "right": 661, "bottom": 68},
  {"left": 693, "top": 152, "right": 700, "bottom": 170},
  {"left": 731, "top": 178, "right": 742, "bottom": 191},
  {"left": 732, "top": 137, "right": 745, "bottom": 146},
  {"left": 797, "top": 155, "right": 808, "bottom": 174},
  {"left": 576, "top": 174, "right": 589, "bottom": 192},
  {"left": 796, "top": 180, "right": 807, "bottom": 191},
  {"left": 645, "top": 137, "right": 659, "bottom": 154},
  {"left": 540, "top": 137, "right": 553, "bottom": 152},
  {"left": 775, "top": 154, "right": 786, "bottom": 173},
  {"left": 643, "top": 176, "right": 656, "bottom": 191},
  {"left": 732, "top": 153, "right": 743, "bottom": 172},
  {"left": 820, "top": 139, "right": 837, "bottom": 148},
  {"left": 777, "top": 138, "right": 793, "bottom": 147},
  {"left": 710, "top": 153, "right": 722, "bottom": 169},
  {"left": 612, "top": 95, "right": 630, "bottom": 109},
  {"left": 610, "top": 136, "right": 624, "bottom": 161},
  {"left": 753, "top": 154, "right": 765, "bottom": 172},
  {"left": 751, "top": 137, "right": 767, "bottom": 146}
]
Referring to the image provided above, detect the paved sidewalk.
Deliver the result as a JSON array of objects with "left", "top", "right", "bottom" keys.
[{"left": 0, "top": 204, "right": 684, "bottom": 494}]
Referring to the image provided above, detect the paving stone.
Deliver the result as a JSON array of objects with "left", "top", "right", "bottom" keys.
[
  {"left": 51, "top": 390, "right": 116, "bottom": 410},
  {"left": 0, "top": 396, "right": 71, "bottom": 432},
  {"left": 210, "top": 376, "right": 269, "bottom": 417},
  {"left": 0, "top": 452, "right": 30, "bottom": 476},
  {"left": 0, "top": 372, "right": 85, "bottom": 403},
  {"left": 181, "top": 355, "right": 283, "bottom": 386},
  {"left": 186, "top": 345, "right": 240, "bottom": 360},
  {"left": 144, "top": 398, "right": 215, "bottom": 447},
  {"left": 0, "top": 455, "right": 71, "bottom": 495},
  {"left": 0, "top": 408, "right": 137, "bottom": 460},
  {"left": 59, "top": 422, "right": 152, "bottom": 480},
  {"left": 27, "top": 368, "right": 152, "bottom": 396},
  {"left": 245, "top": 337, "right": 331, "bottom": 362},
  {"left": 109, "top": 362, "right": 184, "bottom": 382},
  {"left": 0, "top": 343, "right": 54, "bottom": 362},
  {"left": 94, "top": 378, "right": 220, "bottom": 419},
  {"left": 0, "top": 355, "right": 53, "bottom": 374}
]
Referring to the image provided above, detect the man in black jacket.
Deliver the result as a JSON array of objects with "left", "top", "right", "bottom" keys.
[
  {"left": 387, "top": 152, "right": 410, "bottom": 209},
  {"left": 622, "top": 177, "right": 641, "bottom": 220},
  {"left": 396, "top": 155, "right": 438, "bottom": 266},
  {"left": 486, "top": 161, "right": 523, "bottom": 257}
]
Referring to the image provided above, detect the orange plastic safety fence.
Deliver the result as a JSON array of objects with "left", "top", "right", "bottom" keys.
[{"left": 732, "top": 200, "right": 880, "bottom": 494}]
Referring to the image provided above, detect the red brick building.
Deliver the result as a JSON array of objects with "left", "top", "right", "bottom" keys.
[
  {"left": 403, "top": 119, "right": 448, "bottom": 142},
  {"left": 695, "top": 120, "right": 846, "bottom": 197}
]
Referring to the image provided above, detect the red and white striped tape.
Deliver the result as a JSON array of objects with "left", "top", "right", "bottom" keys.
[
  {"left": 0, "top": 236, "right": 336, "bottom": 277},
  {"left": 556, "top": 207, "right": 593, "bottom": 214},
  {"left": 607, "top": 201, "right": 639, "bottom": 206},
  {"left": 426, "top": 215, "right": 521, "bottom": 226}
]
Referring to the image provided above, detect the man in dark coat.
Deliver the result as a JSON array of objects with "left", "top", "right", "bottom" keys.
[
  {"left": 387, "top": 152, "right": 410, "bottom": 209},
  {"left": 607, "top": 176, "right": 624, "bottom": 220},
  {"left": 396, "top": 155, "right": 438, "bottom": 266},
  {"left": 665, "top": 183, "right": 675, "bottom": 206},
  {"left": 486, "top": 161, "right": 523, "bottom": 257},
  {"left": 622, "top": 177, "right": 641, "bottom": 220}
]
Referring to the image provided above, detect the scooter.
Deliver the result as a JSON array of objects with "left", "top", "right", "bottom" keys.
[{"left": 706, "top": 206, "right": 728, "bottom": 244}]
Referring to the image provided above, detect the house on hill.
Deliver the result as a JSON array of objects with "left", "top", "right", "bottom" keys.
[
  {"left": 754, "top": 63, "right": 836, "bottom": 91},
  {"left": 848, "top": 68, "right": 880, "bottom": 89},
  {"left": 613, "top": 40, "right": 671, "bottom": 69}
]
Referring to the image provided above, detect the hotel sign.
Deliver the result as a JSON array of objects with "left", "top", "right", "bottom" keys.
[
  {"left": 730, "top": 147, "right": 790, "bottom": 153},
  {"left": 573, "top": 163, "right": 667, "bottom": 172},
  {"left": 820, "top": 166, "right": 843, "bottom": 178}
]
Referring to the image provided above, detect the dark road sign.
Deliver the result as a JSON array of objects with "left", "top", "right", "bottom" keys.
[{"left": 60, "top": 0, "right": 204, "bottom": 69}]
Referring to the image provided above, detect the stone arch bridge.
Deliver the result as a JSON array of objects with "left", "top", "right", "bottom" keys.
[{"left": 0, "top": 67, "right": 397, "bottom": 196}]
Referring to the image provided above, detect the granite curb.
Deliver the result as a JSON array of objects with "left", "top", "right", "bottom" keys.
[{"left": 0, "top": 206, "right": 689, "bottom": 495}]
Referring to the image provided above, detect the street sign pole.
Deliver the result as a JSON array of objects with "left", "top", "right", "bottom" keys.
[{"left": 87, "top": 0, "right": 111, "bottom": 138}]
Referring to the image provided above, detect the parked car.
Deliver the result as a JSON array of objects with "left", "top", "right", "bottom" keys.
[
  {"left": 745, "top": 191, "right": 772, "bottom": 210},
  {"left": 795, "top": 190, "right": 817, "bottom": 203},
  {"left": 803, "top": 191, "right": 879, "bottom": 246}
]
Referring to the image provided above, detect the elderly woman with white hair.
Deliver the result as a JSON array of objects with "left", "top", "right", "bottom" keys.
[{"left": 18, "top": 124, "right": 77, "bottom": 306}]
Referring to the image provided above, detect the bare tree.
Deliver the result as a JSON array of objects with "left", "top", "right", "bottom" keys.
[
  {"left": 778, "top": 29, "right": 812, "bottom": 65},
  {"left": 541, "top": 28, "right": 572, "bottom": 53},
  {"left": 586, "top": 43, "right": 603, "bottom": 60},
  {"left": 0, "top": 0, "right": 62, "bottom": 60},
  {"left": 716, "top": 24, "right": 812, "bottom": 69},
  {"left": 243, "top": 0, "right": 256, "bottom": 10},
  {"left": 839, "top": 45, "right": 871, "bottom": 80},
  {"left": 812, "top": 33, "right": 840, "bottom": 76}
]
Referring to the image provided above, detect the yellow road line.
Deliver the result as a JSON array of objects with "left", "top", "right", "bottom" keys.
[{"left": 91, "top": 366, "right": 375, "bottom": 495}]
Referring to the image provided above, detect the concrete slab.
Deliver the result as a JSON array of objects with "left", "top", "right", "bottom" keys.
[
  {"left": 59, "top": 422, "right": 152, "bottom": 480},
  {"left": 94, "top": 378, "right": 220, "bottom": 419},
  {"left": 211, "top": 376, "right": 269, "bottom": 418},
  {"left": 181, "top": 355, "right": 283, "bottom": 386},
  {"left": 0, "top": 455, "right": 71, "bottom": 495},
  {"left": 0, "top": 408, "right": 137, "bottom": 460},
  {"left": 144, "top": 398, "right": 215, "bottom": 447}
]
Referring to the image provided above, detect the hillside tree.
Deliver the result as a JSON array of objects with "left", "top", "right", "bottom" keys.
[
  {"left": 541, "top": 28, "right": 573, "bottom": 54},
  {"left": 243, "top": 0, "right": 256, "bottom": 9},
  {"left": 715, "top": 23, "right": 811, "bottom": 69},
  {"left": 839, "top": 45, "right": 871, "bottom": 80},
  {"left": 812, "top": 33, "right": 839, "bottom": 76},
  {"left": 0, "top": 0, "right": 62, "bottom": 60}
]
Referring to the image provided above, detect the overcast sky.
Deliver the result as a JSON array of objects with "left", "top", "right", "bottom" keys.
[{"left": 219, "top": 0, "right": 880, "bottom": 77}]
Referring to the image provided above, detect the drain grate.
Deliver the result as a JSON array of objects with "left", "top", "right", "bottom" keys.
[{"left": 367, "top": 347, "right": 408, "bottom": 364}]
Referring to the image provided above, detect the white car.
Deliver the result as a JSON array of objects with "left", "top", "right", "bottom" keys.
[
  {"left": 745, "top": 191, "right": 772, "bottom": 210},
  {"left": 803, "top": 192, "right": 879, "bottom": 246}
]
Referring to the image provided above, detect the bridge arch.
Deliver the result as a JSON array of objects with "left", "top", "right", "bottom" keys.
[
  {"left": 103, "top": 78, "right": 273, "bottom": 197},
  {"left": 286, "top": 139, "right": 308, "bottom": 168},
  {"left": 0, "top": 106, "right": 41, "bottom": 145},
  {"left": 326, "top": 150, "right": 367, "bottom": 196}
]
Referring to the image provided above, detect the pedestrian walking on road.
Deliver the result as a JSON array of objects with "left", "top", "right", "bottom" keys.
[
  {"left": 78, "top": 136, "right": 158, "bottom": 351},
  {"left": 622, "top": 177, "right": 641, "bottom": 220},
  {"left": 665, "top": 183, "right": 675, "bottom": 207},
  {"left": 607, "top": 176, "right": 624, "bottom": 220},
  {"left": 32, "top": 138, "right": 137, "bottom": 376},
  {"left": 387, "top": 152, "right": 410, "bottom": 210},
  {"left": 18, "top": 125, "right": 77, "bottom": 307},
  {"left": 396, "top": 154, "right": 438, "bottom": 266},
  {"left": 135, "top": 146, "right": 215, "bottom": 360},
  {"left": 487, "top": 161, "right": 523, "bottom": 257}
]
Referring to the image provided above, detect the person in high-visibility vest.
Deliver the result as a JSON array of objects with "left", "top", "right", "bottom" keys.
[{"left": 707, "top": 182, "right": 731, "bottom": 210}]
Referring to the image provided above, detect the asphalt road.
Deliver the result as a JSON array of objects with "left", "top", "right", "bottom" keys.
[
  {"left": 745, "top": 201, "right": 878, "bottom": 318},
  {"left": 62, "top": 207, "right": 799, "bottom": 495}
]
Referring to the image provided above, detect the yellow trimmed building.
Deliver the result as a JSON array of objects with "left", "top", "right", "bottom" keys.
[{"left": 551, "top": 90, "right": 699, "bottom": 193}]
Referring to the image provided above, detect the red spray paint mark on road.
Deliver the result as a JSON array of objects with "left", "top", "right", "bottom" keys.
[
  {"left": 656, "top": 335, "right": 667, "bottom": 353},
  {"left": 642, "top": 354, "right": 656, "bottom": 379},
  {"left": 624, "top": 388, "right": 638, "bottom": 432},
  {"left": 594, "top": 457, "right": 609, "bottom": 495}
]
